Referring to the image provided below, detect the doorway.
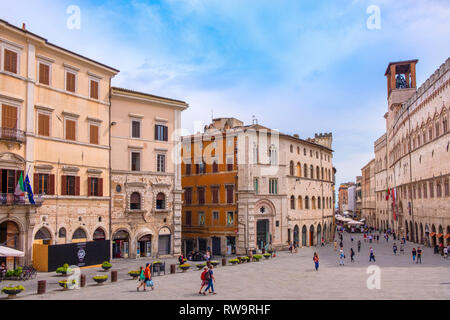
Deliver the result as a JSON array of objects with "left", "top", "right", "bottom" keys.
[
  {"left": 257, "top": 219, "right": 270, "bottom": 250},
  {"left": 212, "top": 237, "right": 221, "bottom": 256}
]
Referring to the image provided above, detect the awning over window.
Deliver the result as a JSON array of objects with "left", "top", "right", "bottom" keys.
[
  {"left": 444, "top": 234, "right": 450, "bottom": 239},
  {"left": 436, "top": 233, "right": 443, "bottom": 238},
  {"left": 429, "top": 232, "right": 436, "bottom": 237}
]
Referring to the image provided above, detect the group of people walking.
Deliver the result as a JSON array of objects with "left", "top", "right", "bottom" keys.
[{"left": 137, "top": 263, "right": 155, "bottom": 292}]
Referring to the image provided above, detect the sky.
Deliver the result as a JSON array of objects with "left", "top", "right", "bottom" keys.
[{"left": 2, "top": 0, "right": 450, "bottom": 204}]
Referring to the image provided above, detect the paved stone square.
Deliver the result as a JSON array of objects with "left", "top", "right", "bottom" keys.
[{"left": 4, "top": 232, "right": 449, "bottom": 300}]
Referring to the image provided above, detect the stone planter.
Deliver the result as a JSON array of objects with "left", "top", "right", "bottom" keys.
[
  {"left": 3, "top": 289, "right": 23, "bottom": 299},
  {"left": 93, "top": 277, "right": 108, "bottom": 285}
]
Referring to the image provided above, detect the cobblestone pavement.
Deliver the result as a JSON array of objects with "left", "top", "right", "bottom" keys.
[{"left": 4, "top": 231, "right": 450, "bottom": 300}]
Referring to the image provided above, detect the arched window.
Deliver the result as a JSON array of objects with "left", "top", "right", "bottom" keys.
[
  {"left": 296, "top": 162, "right": 301, "bottom": 177},
  {"left": 58, "top": 227, "right": 66, "bottom": 238},
  {"left": 297, "top": 146, "right": 300, "bottom": 154},
  {"left": 156, "top": 192, "right": 166, "bottom": 209},
  {"left": 310, "top": 165, "right": 314, "bottom": 179},
  {"left": 298, "top": 196, "right": 303, "bottom": 209},
  {"left": 305, "top": 196, "right": 309, "bottom": 209},
  {"left": 35, "top": 227, "right": 51, "bottom": 240},
  {"left": 269, "top": 145, "right": 278, "bottom": 165},
  {"left": 290, "top": 196, "right": 295, "bottom": 209},
  {"left": 316, "top": 166, "right": 320, "bottom": 180},
  {"left": 289, "top": 161, "right": 294, "bottom": 176},
  {"left": 130, "top": 192, "right": 141, "bottom": 209},
  {"left": 72, "top": 228, "right": 87, "bottom": 240},
  {"left": 93, "top": 228, "right": 106, "bottom": 240},
  {"left": 311, "top": 196, "right": 316, "bottom": 209},
  {"left": 303, "top": 164, "right": 308, "bottom": 178},
  {"left": 290, "top": 144, "right": 293, "bottom": 153},
  {"left": 321, "top": 167, "right": 324, "bottom": 180},
  {"left": 322, "top": 197, "right": 325, "bottom": 209},
  {"left": 318, "top": 196, "right": 321, "bottom": 209}
]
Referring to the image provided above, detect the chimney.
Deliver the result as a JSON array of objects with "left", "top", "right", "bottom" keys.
[{"left": 22, "top": 23, "right": 26, "bottom": 30}]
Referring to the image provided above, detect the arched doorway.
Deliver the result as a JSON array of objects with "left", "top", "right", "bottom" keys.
[
  {"left": 405, "top": 221, "right": 409, "bottom": 241},
  {"left": 317, "top": 224, "right": 322, "bottom": 245},
  {"left": 302, "top": 225, "right": 307, "bottom": 246},
  {"left": 309, "top": 225, "right": 314, "bottom": 246},
  {"left": 425, "top": 224, "right": 430, "bottom": 246},
  {"left": 35, "top": 227, "right": 52, "bottom": 244},
  {"left": 158, "top": 227, "right": 171, "bottom": 255},
  {"left": 257, "top": 219, "right": 270, "bottom": 250},
  {"left": 409, "top": 221, "right": 414, "bottom": 243},
  {"left": 93, "top": 228, "right": 106, "bottom": 241},
  {"left": 293, "top": 225, "right": 299, "bottom": 247},
  {"left": 138, "top": 234, "right": 152, "bottom": 257},
  {"left": 419, "top": 223, "right": 424, "bottom": 244},
  {"left": 438, "top": 225, "right": 444, "bottom": 245},
  {"left": 0, "top": 221, "right": 21, "bottom": 269},
  {"left": 72, "top": 228, "right": 87, "bottom": 243},
  {"left": 415, "top": 223, "right": 418, "bottom": 244},
  {"left": 113, "top": 230, "right": 130, "bottom": 258},
  {"left": 431, "top": 225, "right": 436, "bottom": 247}
]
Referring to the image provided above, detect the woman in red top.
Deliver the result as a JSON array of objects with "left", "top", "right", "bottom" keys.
[{"left": 313, "top": 252, "right": 319, "bottom": 271}]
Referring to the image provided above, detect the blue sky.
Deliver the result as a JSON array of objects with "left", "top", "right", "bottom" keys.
[{"left": 3, "top": 0, "right": 450, "bottom": 199}]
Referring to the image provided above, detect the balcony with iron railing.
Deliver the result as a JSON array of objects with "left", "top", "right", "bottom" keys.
[
  {"left": 0, "top": 127, "right": 26, "bottom": 144},
  {"left": 0, "top": 193, "right": 43, "bottom": 207}
]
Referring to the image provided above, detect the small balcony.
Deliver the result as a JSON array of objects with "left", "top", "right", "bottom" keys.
[
  {"left": 0, "top": 128, "right": 26, "bottom": 144},
  {"left": 0, "top": 193, "right": 43, "bottom": 207}
]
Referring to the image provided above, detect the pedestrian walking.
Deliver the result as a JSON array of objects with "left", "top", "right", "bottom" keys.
[
  {"left": 412, "top": 248, "right": 417, "bottom": 263},
  {"left": 288, "top": 241, "right": 293, "bottom": 253},
  {"left": 203, "top": 265, "right": 216, "bottom": 295},
  {"left": 444, "top": 246, "right": 448, "bottom": 259},
  {"left": 351, "top": 236, "right": 354, "bottom": 243},
  {"left": 393, "top": 243, "right": 397, "bottom": 255},
  {"left": 137, "top": 266, "right": 145, "bottom": 292},
  {"left": 417, "top": 247, "right": 422, "bottom": 264},
  {"left": 376, "top": 235, "right": 379, "bottom": 243},
  {"left": 369, "top": 247, "right": 376, "bottom": 262},
  {"left": 350, "top": 248, "right": 355, "bottom": 262},
  {"left": 334, "top": 240, "right": 337, "bottom": 251},
  {"left": 293, "top": 242, "right": 298, "bottom": 253},
  {"left": 199, "top": 267, "right": 211, "bottom": 294},
  {"left": 313, "top": 252, "right": 320, "bottom": 271},
  {"left": 357, "top": 240, "right": 361, "bottom": 253},
  {"left": 321, "top": 238, "right": 325, "bottom": 247},
  {"left": 364, "top": 234, "right": 367, "bottom": 242},
  {"left": 339, "top": 249, "right": 345, "bottom": 266}
]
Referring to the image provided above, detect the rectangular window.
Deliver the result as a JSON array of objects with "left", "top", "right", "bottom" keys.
[
  {"left": 155, "top": 124, "right": 168, "bottom": 141},
  {"left": 38, "top": 174, "right": 49, "bottom": 195},
  {"left": 211, "top": 187, "right": 219, "bottom": 204},
  {"left": 198, "top": 212, "right": 205, "bottom": 226},
  {"left": 423, "top": 183, "right": 427, "bottom": 198},
  {"left": 227, "top": 211, "right": 234, "bottom": 226},
  {"left": 185, "top": 163, "right": 191, "bottom": 175},
  {"left": 38, "top": 113, "right": 50, "bottom": 136},
  {"left": 131, "top": 120, "right": 141, "bottom": 138},
  {"left": 429, "top": 182, "right": 434, "bottom": 198},
  {"left": 2, "top": 104, "right": 18, "bottom": 129},
  {"left": 227, "top": 157, "right": 234, "bottom": 171},
  {"left": 198, "top": 187, "right": 205, "bottom": 204},
  {"left": 226, "top": 185, "right": 234, "bottom": 204},
  {"left": 89, "top": 79, "right": 99, "bottom": 99},
  {"left": 184, "top": 188, "right": 192, "bottom": 204},
  {"left": 131, "top": 152, "right": 141, "bottom": 171},
  {"left": 65, "top": 119, "right": 76, "bottom": 141},
  {"left": 269, "top": 178, "right": 278, "bottom": 194},
  {"left": 38, "top": 62, "right": 50, "bottom": 85},
  {"left": 66, "top": 71, "right": 76, "bottom": 92},
  {"left": 185, "top": 211, "right": 192, "bottom": 226},
  {"left": 254, "top": 178, "right": 259, "bottom": 194},
  {"left": 213, "top": 211, "right": 219, "bottom": 223},
  {"left": 66, "top": 176, "right": 76, "bottom": 196},
  {"left": 157, "top": 154, "right": 166, "bottom": 172},
  {"left": 89, "top": 177, "right": 99, "bottom": 196},
  {"left": 4, "top": 49, "right": 18, "bottom": 74},
  {"left": 89, "top": 124, "right": 99, "bottom": 144}
]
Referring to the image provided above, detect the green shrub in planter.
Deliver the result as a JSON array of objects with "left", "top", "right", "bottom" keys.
[
  {"left": 178, "top": 264, "right": 191, "bottom": 272},
  {"left": 93, "top": 275, "right": 108, "bottom": 284},
  {"left": 241, "top": 256, "right": 250, "bottom": 262},
  {"left": 5, "top": 270, "right": 14, "bottom": 277},
  {"left": 263, "top": 253, "right": 272, "bottom": 259},
  {"left": 196, "top": 263, "right": 206, "bottom": 270},
  {"left": 2, "top": 285, "right": 25, "bottom": 298},
  {"left": 58, "top": 279, "right": 76, "bottom": 289},
  {"left": 56, "top": 263, "right": 72, "bottom": 275},
  {"left": 101, "top": 261, "right": 112, "bottom": 270},
  {"left": 128, "top": 270, "right": 141, "bottom": 279},
  {"left": 228, "top": 258, "right": 239, "bottom": 265},
  {"left": 253, "top": 254, "right": 262, "bottom": 261},
  {"left": 210, "top": 260, "right": 219, "bottom": 267}
]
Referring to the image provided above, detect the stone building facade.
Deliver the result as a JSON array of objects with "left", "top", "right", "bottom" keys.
[
  {"left": 110, "top": 87, "right": 187, "bottom": 259},
  {"left": 369, "top": 58, "right": 450, "bottom": 246},
  {"left": 361, "top": 159, "right": 376, "bottom": 225},
  {"left": 0, "top": 20, "right": 118, "bottom": 268}
]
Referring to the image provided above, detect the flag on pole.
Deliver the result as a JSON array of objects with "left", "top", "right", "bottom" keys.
[
  {"left": 386, "top": 188, "right": 390, "bottom": 201},
  {"left": 14, "top": 172, "right": 25, "bottom": 197},
  {"left": 392, "top": 188, "right": 397, "bottom": 221},
  {"left": 24, "top": 173, "right": 35, "bottom": 204}
]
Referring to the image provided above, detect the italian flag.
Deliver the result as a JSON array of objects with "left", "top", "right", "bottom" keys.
[
  {"left": 14, "top": 172, "right": 25, "bottom": 197},
  {"left": 385, "top": 188, "right": 390, "bottom": 201}
]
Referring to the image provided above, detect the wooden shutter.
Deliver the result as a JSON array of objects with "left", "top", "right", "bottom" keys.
[
  {"left": 39, "top": 63, "right": 50, "bottom": 85},
  {"left": 75, "top": 176, "right": 80, "bottom": 196},
  {"left": 2, "top": 105, "right": 17, "bottom": 129},
  {"left": 61, "top": 175, "right": 67, "bottom": 195},
  {"left": 66, "top": 72, "right": 75, "bottom": 92},
  {"left": 65, "top": 119, "right": 76, "bottom": 140},
  {"left": 34, "top": 173, "right": 39, "bottom": 194},
  {"left": 87, "top": 177, "right": 91, "bottom": 196},
  {"left": 164, "top": 126, "right": 168, "bottom": 141},
  {"left": 98, "top": 178, "right": 103, "bottom": 197},
  {"left": 90, "top": 124, "right": 99, "bottom": 144},
  {"left": 38, "top": 113, "right": 50, "bottom": 136},
  {"left": 49, "top": 174, "right": 55, "bottom": 195},
  {"left": 155, "top": 125, "right": 158, "bottom": 140},
  {"left": 4, "top": 49, "right": 17, "bottom": 74},
  {"left": 227, "top": 186, "right": 234, "bottom": 204},
  {"left": 90, "top": 80, "right": 99, "bottom": 99}
]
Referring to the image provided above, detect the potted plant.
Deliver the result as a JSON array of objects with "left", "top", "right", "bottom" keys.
[
  {"left": 196, "top": 263, "right": 206, "bottom": 270},
  {"left": 56, "top": 264, "right": 72, "bottom": 276},
  {"left": 1, "top": 285, "right": 25, "bottom": 299},
  {"left": 93, "top": 275, "right": 108, "bottom": 285},
  {"left": 58, "top": 279, "right": 76, "bottom": 290},
  {"left": 241, "top": 256, "right": 250, "bottom": 263},
  {"left": 209, "top": 260, "right": 219, "bottom": 267},
  {"left": 228, "top": 258, "right": 239, "bottom": 265},
  {"left": 128, "top": 270, "right": 141, "bottom": 280},
  {"left": 263, "top": 253, "right": 271, "bottom": 259},
  {"left": 253, "top": 254, "right": 262, "bottom": 262},
  {"left": 101, "top": 261, "right": 112, "bottom": 271},
  {"left": 178, "top": 264, "right": 190, "bottom": 272}
]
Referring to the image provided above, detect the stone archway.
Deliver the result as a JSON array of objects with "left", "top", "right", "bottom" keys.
[
  {"left": 293, "top": 225, "right": 299, "bottom": 246},
  {"left": 302, "top": 225, "right": 307, "bottom": 246}
]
